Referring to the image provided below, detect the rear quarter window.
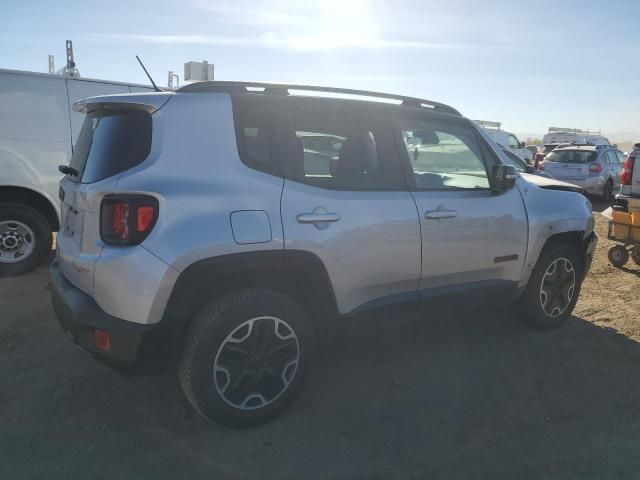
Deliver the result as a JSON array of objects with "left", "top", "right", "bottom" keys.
[{"left": 68, "top": 109, "right": 152, "bottom": 183}]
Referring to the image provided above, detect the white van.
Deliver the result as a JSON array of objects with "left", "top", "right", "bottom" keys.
[
  {"left": 542, "top": 127, "right": 610, "bottom": 147},
  {"left": 0, "top": 68, "right": 152, "bottom": 276},
  {"left": 474, "top": 120, "right": 533, "bottom": 163}
]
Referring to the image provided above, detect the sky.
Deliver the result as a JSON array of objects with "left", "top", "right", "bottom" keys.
[{"left": 1, "top": 0, "right": 639, "bottom": 138}]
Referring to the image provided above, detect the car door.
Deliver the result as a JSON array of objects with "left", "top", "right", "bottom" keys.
[
  {"left": 613, "top": 150, "right": 626, "bottom": 187},
  {"left": 391, "top": 113, "right": 528, "bottom": 298},
  {"left": 280, "top": 103, "right": 421, "bottom": 315}
]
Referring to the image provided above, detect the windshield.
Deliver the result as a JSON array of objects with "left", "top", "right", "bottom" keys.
[
  {"left": 546, "top": 150, "right": 597, "bottom": 163},
  {"left": 500, "top": 149, "right": 526, "bottom": 172}
]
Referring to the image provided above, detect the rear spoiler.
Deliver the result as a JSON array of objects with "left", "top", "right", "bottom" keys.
[{"left": 73, "top": 92, "right": 172, "bottom": 114}]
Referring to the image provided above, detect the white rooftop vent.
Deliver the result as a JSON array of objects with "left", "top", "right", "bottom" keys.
[{"left": 184, "top": 61, "right": 214, "bottom": 81}]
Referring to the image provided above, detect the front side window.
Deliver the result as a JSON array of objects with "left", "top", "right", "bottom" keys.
[
  {"left": 508, "top": 134, "right": 520, "bottom": 149},
  {"left": 396, "top": 118, "right": 491, "bottom": 190},
  {"left": 284, "top": 109, "right": 398, "bottom": 191}
]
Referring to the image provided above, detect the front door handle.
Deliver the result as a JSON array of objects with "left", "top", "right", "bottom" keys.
[
  {"left": 296, "top": 213, "right": 340, "bottom": 224},
  {"left": 425, "top": 209, "right": 458, "bottom": 220}
]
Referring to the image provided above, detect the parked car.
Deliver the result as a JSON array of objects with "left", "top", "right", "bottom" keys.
[
  {"left": 499, "top": 147, "right": 555, "bottom": 179},
  {"left": 50, "top": 82, "right": 597, "bottom": 428},
  {"left": 0, "top": 67, "right": 152, "bottom": 276},
  {"left": 539, "top": 145, "right": 625, "bottom": 200},
  {"left": 474, "top": 120, "right": 533, "bottom": 163},
  {"left": 620, "top": 143, "right": 640, "bottom": 198}
]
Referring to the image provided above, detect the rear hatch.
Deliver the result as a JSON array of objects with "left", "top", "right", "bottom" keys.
[
  {"left": 542, "top": 149, "right": 597, "bottom": 180},
  {"left": 57, "top": 94, "right": 168, "bottom": 294}
]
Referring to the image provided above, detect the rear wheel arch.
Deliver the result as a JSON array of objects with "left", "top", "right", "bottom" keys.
[
  {"left": 160, "top": 250, "right": 338, "bottom": 354},
  {"left": 0, "top": 186, "right": 60, "bottom": 231}
]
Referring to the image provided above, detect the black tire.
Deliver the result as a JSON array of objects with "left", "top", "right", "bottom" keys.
[
  {"left": 178, "top": 288, "right": 315, "bottom": 428},
  {"left": 0, "top": 203, "right": 53, "bottom": 277},
  {"left": 515, "top": 243, "right": 583, "bottom": 330},
  {"left": 602, "top": 179, "right": 613, "bottom": 202},
  {"left": 608, "top": 245, "right": 629, "bottom": 268}
]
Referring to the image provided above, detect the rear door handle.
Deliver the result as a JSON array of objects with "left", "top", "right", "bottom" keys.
[
  {"left": 425, "top": 209, "right": 458, "bottom": 220},
  {"left": 296, "top": 213, "right": 340, "bottom": 224}
]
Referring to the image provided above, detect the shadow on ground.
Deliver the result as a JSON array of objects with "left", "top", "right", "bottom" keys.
[{"left": 2, "top": 268, "right": 640, "bottom": 479}]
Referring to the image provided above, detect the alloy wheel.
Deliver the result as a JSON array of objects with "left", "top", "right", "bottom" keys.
[
  {"left": 539, "top": 257, "right": 576, "bottom": 318},
  {"left": 213, "top": 316, "right": 300, "bottom": 410}
]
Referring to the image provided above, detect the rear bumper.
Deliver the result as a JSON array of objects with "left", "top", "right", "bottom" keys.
[
  {"left": 50, "top": 259, "right": 171, "bottom": 374},
  {"left": 552, "top": 176, "right": 604, "bottom": 195}
]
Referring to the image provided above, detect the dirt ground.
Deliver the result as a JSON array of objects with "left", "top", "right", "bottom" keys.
[{"left": 1, "top": 209, "right": 640, "bottom": 480}]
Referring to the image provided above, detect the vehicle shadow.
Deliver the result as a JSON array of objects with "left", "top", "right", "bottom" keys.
[
  {"left": 6, "top": 300, "right": 640, "bottom": 480},
  {"left": 122, "top": 308, "right": 640, "bottom": 478}
]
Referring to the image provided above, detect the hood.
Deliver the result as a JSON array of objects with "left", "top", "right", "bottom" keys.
[{"left": 520, "top": 173, "right": 584, "bottom": 194}]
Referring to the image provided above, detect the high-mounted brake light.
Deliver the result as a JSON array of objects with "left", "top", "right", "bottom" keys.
[
  {"left": 100, "top": 195, "right": 158, "bottom": 245},
  {"left": 589, "top": 164, "right": 603, "bottom": 173},
  {"left": 621, "top": 152, "right": 636, "bottom": 185}
]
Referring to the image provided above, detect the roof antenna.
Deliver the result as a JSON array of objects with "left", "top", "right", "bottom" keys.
[{"left": 136, "top": 55, "right": 162, "bottom": 92}]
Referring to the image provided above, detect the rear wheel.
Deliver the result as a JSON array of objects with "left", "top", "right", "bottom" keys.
[
  {"left": 0, "top": 203, "right": 52, "bottom": 277},
  {"left": 178, "top": 288, "right": 315, "bottom": 428},
  {"left": 516, "top": 243, "right": 582, "bottom": 330},
  {"left": 608, "top": 245, "right": 629, "bottom": 268}
]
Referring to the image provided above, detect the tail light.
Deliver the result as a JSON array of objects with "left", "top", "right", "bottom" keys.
[
  {"left": 621, "top": 152, "right": 636, "bottom": 185},
  {"left": 100, "top": 195, "right": 158, "bottom": 245},
  {"left": 589, "top": 163, "right": 603, "bottom": 173}
]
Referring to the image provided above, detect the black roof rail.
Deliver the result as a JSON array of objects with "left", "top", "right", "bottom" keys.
[{"left": 177, "top": 81, "right": 461, "bottom": 115}]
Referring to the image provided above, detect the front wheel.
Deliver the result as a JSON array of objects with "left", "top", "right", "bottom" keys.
[
  {"left": 0, "top": 203, "right": 53, "bottom": 277},
  {"left": 515, "top": 243, "right": 582, "bottom": 330},
  {"left": 178, "top": 288, "right": 315, "bottom": 428}
]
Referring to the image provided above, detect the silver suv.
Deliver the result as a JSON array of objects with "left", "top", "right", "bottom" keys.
[
  {"left": 50, "top": 82, "right": 597, "bottom": 427},
  {"left": 539, "top": 145, "right": 625, "bottom": 200}
]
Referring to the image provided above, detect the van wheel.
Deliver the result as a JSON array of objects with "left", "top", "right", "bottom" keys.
[
  {"left": 0, "top": 203, "right": 52, "bottom": 277},
  {"left": 178, "top": 288, "right": 315, "bottom": 428},
  {"left": 608, "top": 245, "right": 629, "bottom": 268},
  {"left": 516, "top": 243, "right": 582, "bottom": 330}
]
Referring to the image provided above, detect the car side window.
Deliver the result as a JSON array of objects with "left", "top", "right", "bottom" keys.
[
  {"left": 283, "top": 108, "right": 401, "bottom": 191},
  {"left": 508, "top": 134, "right": 520, "bottom": 149},
  {"left": 616, "top": 151, "right": 626, "bottom": 164},
  {"left": 605, "top": 151, "right": 617, "bottom": 164},
  {"left": 394, "top": 118, "right": 491, "bottom": 190},
  {"left": 234, "top": 107, "right": 283, "bottom": 176}
]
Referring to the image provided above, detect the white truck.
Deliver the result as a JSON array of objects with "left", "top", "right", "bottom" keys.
[
  {"left": 474, "top": 120, "right": 533, "bottom": 163},
  {"left": 542, "top": 127, "right": 610, "bottom": 147},
  {"left": 0, "top": 61, "right": 152, "bottom": 276}
]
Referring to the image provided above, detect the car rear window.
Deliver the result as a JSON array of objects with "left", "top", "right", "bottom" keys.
[
  {"left": 68, "top": 109, "right": 152, "bottom": 183},
  {"left": 546, "top": 150, "right": 597, "bottom": 164}
]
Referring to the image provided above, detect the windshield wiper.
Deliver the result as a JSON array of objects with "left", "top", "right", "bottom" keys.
[{"left": 58, "top": 165, "right": 79, "bottom": 177}]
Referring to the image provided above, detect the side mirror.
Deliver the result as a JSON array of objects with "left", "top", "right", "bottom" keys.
[
  {"left": 491, "top": 164, "right": 518, "bottom": 192},
  {"left": 519, "top": 141, "right": 525, "bottom": 149},
  {"left": 525, "top": 165, "right": 535, "bottom": 174}
]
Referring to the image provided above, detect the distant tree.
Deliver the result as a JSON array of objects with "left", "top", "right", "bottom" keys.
[{"left": 526, "top": 137, "right": 542, "bottom": 146}]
